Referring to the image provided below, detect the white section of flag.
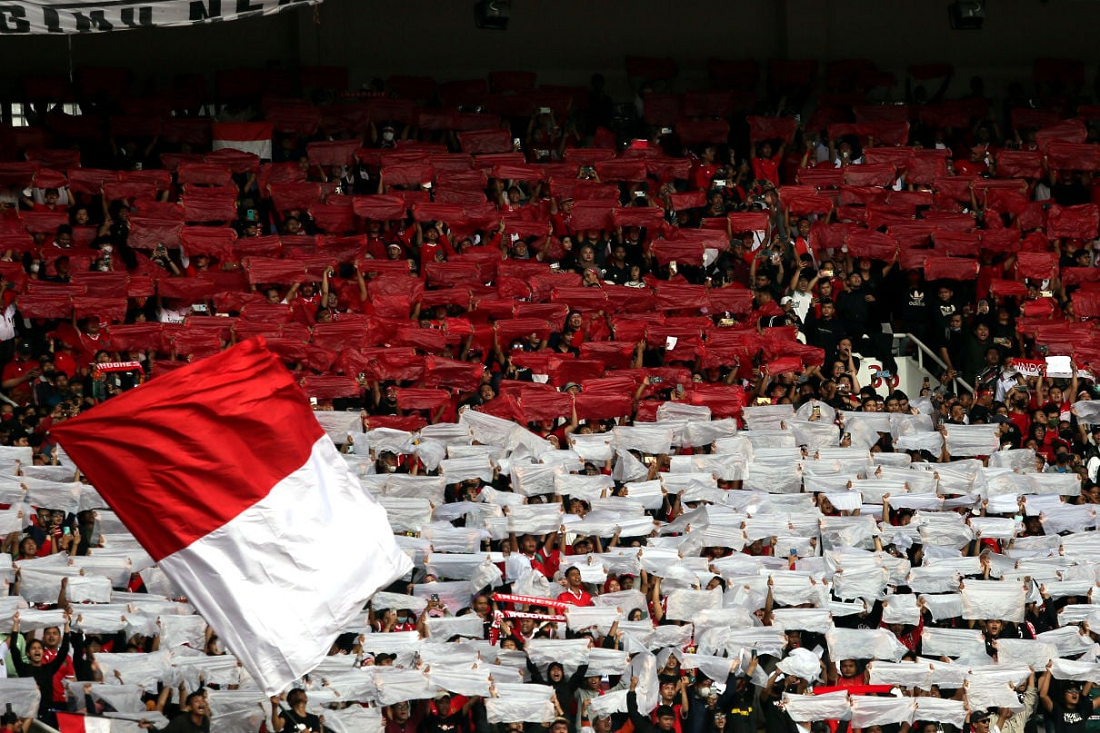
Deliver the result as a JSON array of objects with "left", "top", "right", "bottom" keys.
[
  {"left": 211, "top": 122, "right": 273, "bottom": 160},
  {"left": 158, "top": 434, "right": 413, "bottom": 694}
]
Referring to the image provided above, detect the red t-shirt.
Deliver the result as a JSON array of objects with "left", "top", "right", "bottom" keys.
[
  {"left": 556, "top": 589, "right": 594, "bottom": 607},
  {"left": 42, "top": 647, "right": 75, "bottom": 703},
  {"left": 691, "top": 164, "right": 718, "bottom": 191},
  {"left": 1, "top": 360, "right": 34, "bottom": 404},
  {"left": 752, "top": 155, "right": 781, "bottom": 186}
]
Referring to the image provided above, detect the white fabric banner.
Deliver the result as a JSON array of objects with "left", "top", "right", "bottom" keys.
[
  {"left": 781, "top": 690, "right": 850, "bottom": 722},
  {"left": 0, "top": 0, "right": 320, "bottom": 34},
  {"left": 850, "top": 696, "right": 915, "bottom": 727},
  {"left": 961, "top": 580, "right": 1026, "bottom": 622}
]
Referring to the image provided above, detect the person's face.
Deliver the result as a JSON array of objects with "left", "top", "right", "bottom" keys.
[
  {"left": 42, "top": 627, "right": 61, "bottom": 648},
  {"left": 821, "top": 302, "right": 835, "bottom": 317},
  {"left": 548, "top": 665, "right": 564, "bottom": 682},
  {"left": 393, "top": 703, "right": 411, "bottom": 722},
  {"left": 586, "top": 676, "right": 601, "bottom": 690},
  {"left": 976, "top": 324, "right": 989, "bottom": 340},
  {"left": 473, "top": 596, "right": 490, "bottom": 614},
  {"left": 839, "top": 659, "right": 858, "bottom": 678},
  {"left": 986, "top": 619, "right": 1003, "bottom": 636},
  {"left": 265, "top": 289, "right": 280, "bottom": 305},
  {"left": 19, "top": 537, "right": 36, "bottom": 556},
  {"left": 657, "top": 715, "right": 676, "bottom": 732},
  {"left": 567, "top": 568, "right": 582, "bottom": 587},
  {"left": 621, "top": 575, "right": 634, "bottom": 590},
  {"left": 848, "top": 273, "right": 862, "bottom": 289},
  {"left": 521, "top": 535, "right": 537, "bottom": 554},
  {"left": 949, "top": 314, "right": 962, "bottom": 330},
  {"left": 27, "top": 640, "right": 44, "bottom": 663}
]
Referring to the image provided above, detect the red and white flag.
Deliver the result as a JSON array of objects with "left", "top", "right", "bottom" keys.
[
  {"left": 211, "top": 122, "right": 274, "bottom": 160},
  {"left": 56, "top": 714, "right": 129, "bottom": 733},
  {"left": 51, "top": 339, "right": 412, "bottom": 694}
]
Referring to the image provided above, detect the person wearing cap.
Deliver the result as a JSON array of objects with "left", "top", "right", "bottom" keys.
[
  {"left": 1039, "top": 658, "right": 1100, "bottom": 732},
  {"left": 420, "top": 691, "right": 478, "bottom": 733}
]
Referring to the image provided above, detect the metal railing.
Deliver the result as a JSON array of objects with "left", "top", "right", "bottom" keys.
[{"left": 893, "top": 332, "right": 975, "bottom": 395}]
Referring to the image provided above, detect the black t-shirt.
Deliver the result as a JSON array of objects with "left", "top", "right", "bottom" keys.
[
  {"left": 278, "top": 708, "right": 324, "bottom": 732},
  {"left": 420, "top": 711, "right": 468, "bottom": 733},
  {"left": 1052, "top": 698, "right": 1092, "bottom": 733}
]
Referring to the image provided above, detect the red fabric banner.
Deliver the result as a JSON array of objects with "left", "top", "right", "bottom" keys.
[
  {"left": 307, "top": 140, "right": 361, "bottom": 168},
  {"left": 458, "top": 129, "right": 513, "bottom": 155},
  {"left": 748, "top": 116, "right": 797, "bottom": 142},
  {"left": 181, "top": 188, "right": 238, "bottom": 222},
  {"left": 923, "top": 256, "right": 979, "bottom": 281},
  {"left": 178, "top": 163, "right": 234, "bottom": 187},
  {"left": 676, "top": 119, "right": 730, "bottom": 145},
  {"left": 1048, "top": 204, "right": 1100, "bottom": 239},
  {"left": 1046, "top": 142, "right": 1100, "bottom": 172}
]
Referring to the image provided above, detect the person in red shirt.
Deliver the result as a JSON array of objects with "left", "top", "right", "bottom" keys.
[
  {"left": 556, "top": 566, "right": 594, "bottom": 607},
  {"left": 1, "top": 342, "right": 40, "bottom": 405},
  {"left": 751, "top": 136, "right": 789, "bottom": 188},
  {"left": 831, "top": 659, "right": 867, "bottom": 689},
  {"left": 690, "top": 146, "right": 720, "bottom": 191},
  {"left": 415, "top": 221, "right": 456, "bottom": 267}
]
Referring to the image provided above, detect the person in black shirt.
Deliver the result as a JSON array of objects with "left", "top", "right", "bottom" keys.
[
  {"left": 270, "top": 689, "right": 327, "bottom": 733},
  {"left": 1039, "top": 660, "right": 1100, "bottom": 733},
  {"left": 10, "top": 612, "right": 70, "bottom": 727},
  {"left": 805, "top": 301, "right": 847, "bottom": 366},
  {"left": 604, "top": 243, "right": 632, "bottom": 285}
]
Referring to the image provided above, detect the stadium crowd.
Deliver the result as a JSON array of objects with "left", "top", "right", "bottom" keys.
[{"left": 2, "top": 56, "right": 1100, "bottom": 733}]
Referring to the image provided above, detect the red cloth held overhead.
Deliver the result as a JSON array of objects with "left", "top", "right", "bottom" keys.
[
  {"left": 748, "top": 116, "right": 796, "bottom": 143},
  {"left": 1048, "top": 204, "right": 1100, "bottom": 240}
]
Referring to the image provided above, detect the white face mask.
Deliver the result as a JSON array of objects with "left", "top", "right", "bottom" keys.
[
  {"left": 29, "top": 263, "right": 39, "bottom": 273},
  {"left": 101, "top": 244, "right": 112, "bottom": 254},
  {"left": 696, "top": 686, "right": 711, "bottom": 698},
  {"left": 382, "top": 130, "right": 395, "bottom": 142}
]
